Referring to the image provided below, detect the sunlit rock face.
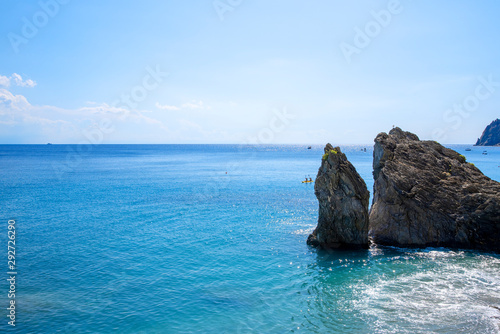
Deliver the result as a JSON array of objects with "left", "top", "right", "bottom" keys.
[
  {"left": 307, "top": 144, "right": 370, "bottom": 249},
  {"left": 369, "top": 127, "right": 500, "bottom": 252}
]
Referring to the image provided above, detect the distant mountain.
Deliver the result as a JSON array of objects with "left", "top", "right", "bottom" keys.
[{"left": 475, "top": 118, "right": 500, "bottom": 146}]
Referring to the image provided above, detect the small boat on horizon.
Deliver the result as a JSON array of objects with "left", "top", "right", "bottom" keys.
[
  {"left": 483, "top": 150, "right": 488, "bottom": 155},
  {"left": 307, "top": 146, "right": 312, "bottom": 149},
  {"left": 465, "top": 148, "right": 471, "bottom": 151}
]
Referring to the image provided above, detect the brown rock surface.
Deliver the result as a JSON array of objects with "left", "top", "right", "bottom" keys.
[
  {"left": 369, "top": 127, "right": 500, "bottom": 252},
  {"left": 307, "top": 144, "right": 370, "bottom": 249}
]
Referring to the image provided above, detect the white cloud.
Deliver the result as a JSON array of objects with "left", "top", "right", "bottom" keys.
[
  {"left": 156, "top": 100, "right": 211, "bottom": 111},
  {"left": 0, "top": 88, "right": 32, "bottom": 111},
  {"left": 0, "top": 75, "right": 10, "bottom": 87},
  {"left": 12, "top": 73, "right": 37, "bottom": 87},
  {"left": 0, "top": 87, "right": 77, "bottom": 141},
  {"left": 0, "top": 74, "right": 174, "bottom": 143},
  {"left": 0, "top": 85, "right": 172, "bottom": 143},
  {"left": 155, "top": 102, "right": 180, "bottom": 110},
  {"left": 80, "top": 102, "right": 169, "bottom": 130},
  {"left": 0, "top": 73, "right": 37, "bottom": 88},
  {"left": 182, "top": 100, "right": 206, "bottom": 110},
  {"left": 79, "top": 102, "right": 130, "bottom": 115}
]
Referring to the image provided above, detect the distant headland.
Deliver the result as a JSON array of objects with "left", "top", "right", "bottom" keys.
[{"left": 475, "top": 118, "right": 500, "bottom": 146}]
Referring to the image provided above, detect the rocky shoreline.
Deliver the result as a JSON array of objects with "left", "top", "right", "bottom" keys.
[{"left": 308, "top": 128, "right": 500, "bottom": 253}]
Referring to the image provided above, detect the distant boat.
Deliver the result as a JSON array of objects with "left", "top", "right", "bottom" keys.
[
  {"left": 483, "top": 150, "right": 488, "bottom": 155},
  {"left": 465, "top": 148, "right": 471, "bottom": 151},
  {"left": 307, "top": 146, "right": 311, "bottom": 149},
  {"left": 364, "top": 148, "right": 367, "bottom": 152},
  {"left": 302, "top": 175, "right": 313, "bottom": 183},
  {"left": 47, "top": 143, "right": 52, "bottom": 145}
]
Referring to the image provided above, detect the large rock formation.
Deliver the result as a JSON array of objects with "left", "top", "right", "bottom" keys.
[
  {"left": 369, "top": 127, "right": 500, "bottom": 252},
  {"left": 475, "top": 118, "right": 500, "bottom": 146},
  {"left": 307, "top": 144, "right": 370, "bottom": 249}
]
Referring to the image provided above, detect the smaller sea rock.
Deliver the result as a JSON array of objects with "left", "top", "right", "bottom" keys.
[{"left": 307, "top": 144, "right": 370, "bottom": 249}]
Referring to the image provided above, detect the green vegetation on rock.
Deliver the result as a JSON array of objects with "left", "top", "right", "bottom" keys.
[{"left": 322, "top": 149, "right": 338, "bottom": 161}]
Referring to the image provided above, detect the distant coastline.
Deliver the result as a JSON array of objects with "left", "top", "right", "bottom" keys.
[{"left": 475, "top": 118, "right": 500, "bottom": 146}]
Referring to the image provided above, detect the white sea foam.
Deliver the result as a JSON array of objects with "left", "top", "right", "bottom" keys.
[{"left": 355, "top": 250, "right": 500, "bottom": 333}]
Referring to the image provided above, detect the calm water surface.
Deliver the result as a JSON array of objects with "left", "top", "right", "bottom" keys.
[{"left": 1, "top": 144, "right": 499, "bottom": 333}]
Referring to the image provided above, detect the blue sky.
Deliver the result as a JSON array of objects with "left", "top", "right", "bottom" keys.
[{"left": 1, "top": 0, "right": 500, "bottom": 144}]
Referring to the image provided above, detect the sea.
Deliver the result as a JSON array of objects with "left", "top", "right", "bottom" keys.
[{"left": 1, "top": 144, "right": 499, "bottom": 334}]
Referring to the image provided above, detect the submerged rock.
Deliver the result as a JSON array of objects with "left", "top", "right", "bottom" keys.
[
  {"left": 307, "top": 144, "right": 370, "bottom": 249},
  {"left": 369, "top": 127, "right": 500, "bottom": 252},
  {"left": 475, "top": 118, "right": 500, "bottom": 146}
]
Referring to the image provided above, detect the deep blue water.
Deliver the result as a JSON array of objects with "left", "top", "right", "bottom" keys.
[{"left": 0, "top": 144, "right": 499, "bottom": 333}]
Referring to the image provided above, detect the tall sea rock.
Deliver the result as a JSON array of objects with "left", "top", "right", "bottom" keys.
[
  {"left": 475, "top": 118, "right": 500, "bottom": 146},
  {"left": 369, "top": 127, "right": 500, "bottom": 252},
  {"left": 307, "top": 144, "right": 370, "bottom": 249}
]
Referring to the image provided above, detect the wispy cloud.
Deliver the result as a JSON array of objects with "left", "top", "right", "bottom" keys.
[
  {"left": 79, "top": 102, "right": 130, "bottom": 115},
  {"left": 0, "top": 73, "right": 37, "bottom": 88},
  {"left": 0, "top": 87, "right": 75, "bottom": 138},
  {"left": 80, "top": 102, "right": 169, "bottom": 130},
  {"left": 182, "top": 100, "right": 209, "bottom": 110},
  {"left": 0, "top": 76, "right": 10, "bottom": 87},
  {"left": 0, "top": 88, "right": 32, "bottom": 111},
  {"left": 0, "top": 78, "right": 170, "bottom": 143},
  {"left": 155, "top": 102, "right": 180, "bottom": 110},
  {"left": 12, "top": 73, "right": 37, "bottom": 87},
  {"left": 156, "top": 100, "right": 211, "bottom": 111}
]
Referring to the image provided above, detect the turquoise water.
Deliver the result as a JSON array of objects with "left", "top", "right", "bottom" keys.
[{"left": 1, "top": 144, "right": 499, "bottom": 333}]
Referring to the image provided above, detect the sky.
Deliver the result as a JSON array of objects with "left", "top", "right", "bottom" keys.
[{"left": 1, "top": 0, "right": 500, "bottom": 144}]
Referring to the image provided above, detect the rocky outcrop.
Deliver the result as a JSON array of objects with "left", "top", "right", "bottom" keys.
[
  {"left": 307, "top": 144, "right": 370, "bottom": 249},
  {"left": 475, "top": 118, "right": 500, "bottom": 146},
  {"left": 369, "top": 127, "right": 500, "bottom": 252}
]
